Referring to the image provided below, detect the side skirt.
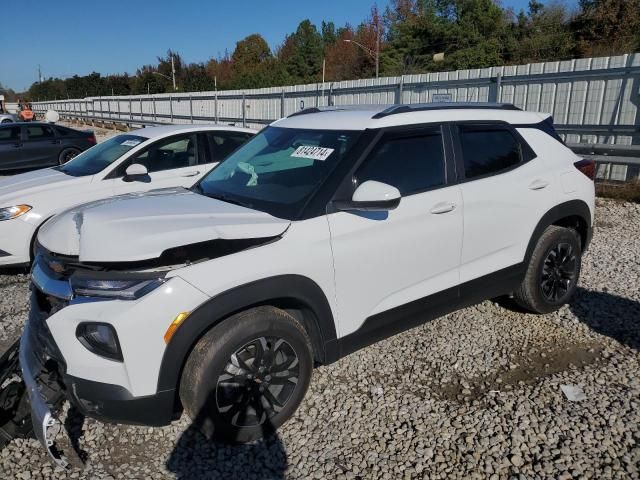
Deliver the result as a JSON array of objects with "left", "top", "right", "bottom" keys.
[{"left": 334, "top": 263, "right": 525, "bottom": 360}]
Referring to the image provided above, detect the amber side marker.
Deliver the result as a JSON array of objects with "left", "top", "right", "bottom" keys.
[{"left": 164, "top": 312, "right": 190, "bottom": 344}]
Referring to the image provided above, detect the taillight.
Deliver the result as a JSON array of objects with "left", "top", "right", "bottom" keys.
[
  {"left": 574, "top": 159, "right": 595, "bottom": 180},
  {"left": 87, "top": 135, "right": 97, "bottom": 145}
]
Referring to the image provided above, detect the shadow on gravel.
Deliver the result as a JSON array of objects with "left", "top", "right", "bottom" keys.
[
  {"left": 166, "top": 393, "right": 287, "bottom": 479},
  {"left": 570, "top": 287, "right": 640, "bottom": 351},
  {"left": 0, "top": 266, "right": 29, "bottom": 276}
]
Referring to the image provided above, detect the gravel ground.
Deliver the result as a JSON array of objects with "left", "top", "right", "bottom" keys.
[{"left": 0, "top": 198, "right": 639, "bottom": 479}]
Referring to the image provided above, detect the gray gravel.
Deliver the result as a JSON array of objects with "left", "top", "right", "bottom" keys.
[{"left": 0, "top": 198, "right": 639, "bottom": 479}]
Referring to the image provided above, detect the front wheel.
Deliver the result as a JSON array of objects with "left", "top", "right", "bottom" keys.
[
  {"left": 514, "top": 225, "right": 582, "bottom": 313},
  {"left": 180, "top": 306, "right": 313, "bottom": 443}
]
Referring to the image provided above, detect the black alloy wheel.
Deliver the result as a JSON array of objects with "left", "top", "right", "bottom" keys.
[
  {"left": 540, "top": 242, "right": 578, "bottom": 302},
  {"left": 216, "top": 337, "right": 299, "bottom": 427}
]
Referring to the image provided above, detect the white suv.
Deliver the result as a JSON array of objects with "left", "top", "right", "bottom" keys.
[{"left": 17, "top": 103, "right": 595, "bottom": 467}]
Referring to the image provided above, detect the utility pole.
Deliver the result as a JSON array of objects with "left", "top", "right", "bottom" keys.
[
  {"left": 375, "top": 17, "right": 380, "bottom": 80},
  {"left": 37, "top": 65, "right": 42, "bottom": 83},
  {"left": 321, "top": 58, "right": 326, "bottom": 107},
  {"left": 171, "top": 55, "right": 177, "bottom": 91}
]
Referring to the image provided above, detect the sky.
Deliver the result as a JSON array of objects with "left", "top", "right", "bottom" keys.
[{"left": 0, "top": 0, "right": 577, "bottom": 91}]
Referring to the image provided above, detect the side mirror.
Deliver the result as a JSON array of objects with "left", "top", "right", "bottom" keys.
[
  {"left": 124, "top": 163, "right": 149, "bottom": 182},
  {"left": 335, "top": 180, "right": 401, "bottom": 212}
]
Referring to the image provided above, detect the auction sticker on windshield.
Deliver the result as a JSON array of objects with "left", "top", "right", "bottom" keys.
[
  {"left": 121, "top": 139, "right": 142, "bottom": 147},
  {"left": 291, "top": 146, "right": 334, "bottom": 161}
]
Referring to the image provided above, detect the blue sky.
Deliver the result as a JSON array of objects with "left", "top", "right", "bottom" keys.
[{"left": 0, "top": 0, "right": 576, "bottom": 91}]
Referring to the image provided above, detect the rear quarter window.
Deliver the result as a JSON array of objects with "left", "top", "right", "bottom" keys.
[{"left": 459, "top": 125, "right": 534, "bottom": 179}]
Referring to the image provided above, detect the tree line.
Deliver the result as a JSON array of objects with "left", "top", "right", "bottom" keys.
[{"left": 23, "top": 0, "right": 640, "bottom": 101}]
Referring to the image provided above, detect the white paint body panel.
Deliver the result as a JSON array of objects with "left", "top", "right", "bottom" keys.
[
  {"left": 38, "top": 188, "right": 290, "bottom": 262},
  {"left": 328, "top": 186, "right": 463, "bottom": 337},
  {"left": 0, "top": 125, "right": 255, "bottom": 265},
  {"left": 35, "top": 107, "right": 595, "bottom": 402}
]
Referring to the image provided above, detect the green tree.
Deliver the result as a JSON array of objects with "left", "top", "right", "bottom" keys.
[
  {"left": 572, "top": 0, "right": 640, "bottom": 56},
  {"left": 282, "top": 20, "right": 324, "bottom": 83}
]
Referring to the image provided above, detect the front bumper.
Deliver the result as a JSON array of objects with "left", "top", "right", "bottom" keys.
[
  {"left": 19, "top": 289, "right": 179, "bottom": 467},
  {"left": 18, "top": 256, "right": 208, "bottom": 466},
  {"left": 0, "top": 218, "right": 36, "bottom": 266},
  {"left": 19, "top": 309, "right": 75, "bottom": 468}
]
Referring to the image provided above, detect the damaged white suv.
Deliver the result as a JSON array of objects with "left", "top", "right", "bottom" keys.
[{"left": 18, "top": 103, "right": 595, "bottom": 466}]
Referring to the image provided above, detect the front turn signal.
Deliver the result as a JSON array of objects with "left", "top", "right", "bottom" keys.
[{"left": 164, "top": 312, "right": 190, "bottom": 344}]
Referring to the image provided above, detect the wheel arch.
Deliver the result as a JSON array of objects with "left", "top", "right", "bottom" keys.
[
  {"left": 156, "top": 274, "right": 338, "bottom": 396},
  {"left": 524, "top": 199, "right": 592, "bottom": 265}
]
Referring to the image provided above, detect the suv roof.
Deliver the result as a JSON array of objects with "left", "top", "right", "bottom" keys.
[{"left": 273, "top": 103, "right": 549, "bottom": 131}]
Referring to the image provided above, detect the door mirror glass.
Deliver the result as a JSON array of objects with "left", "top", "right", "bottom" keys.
[
  {"left": 336, "top": 180, "right": 401, "bottom": 211},
  {"left": 124, "top": 163, "right": 149, "bottom": 181}
]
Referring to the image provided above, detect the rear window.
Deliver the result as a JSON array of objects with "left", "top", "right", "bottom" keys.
[
  {"left": 207, "top": 132, "right": 253, "bottom": 163},
  {"left": 459, "top": 126, "right": 523, "bottom": 179},
  {"left": 26, "top": 125, "right": 55, "bottom": 140},
  {"left": 56, "top": 127, "right": 73, "bottom": 136}
]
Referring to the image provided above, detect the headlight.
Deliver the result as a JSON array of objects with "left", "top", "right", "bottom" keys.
[
  {"left": 70, "top": 274, "right": 165, "bottom": 300},
  {"left": 0, "top": 205, "right": 32, "bottom": 221}
]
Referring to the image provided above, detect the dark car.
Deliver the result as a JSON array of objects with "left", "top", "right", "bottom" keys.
[{"left": 0, "top": 122, "right": 96, "bottom": 171}]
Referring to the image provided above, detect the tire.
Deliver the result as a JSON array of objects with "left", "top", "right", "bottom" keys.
[
  {"left": 58, "top": 148, "right": 81, "bottom": 165},
  {"left": 180, "top": 306, "right": 313, "bottom": 443},
  {"left": 1, "top": 119, "right": 11, "bottom": 124},
  {"left": 514, "top": 225, "right": 582, "bottom": 314}
]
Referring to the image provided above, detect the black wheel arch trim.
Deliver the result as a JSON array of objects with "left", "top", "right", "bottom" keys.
[
  {"left": 156, "top": 274, "right": 337, "bottom": 394},
  {"left": 524, "top": 199, "right": 592, "bottom": 264}
]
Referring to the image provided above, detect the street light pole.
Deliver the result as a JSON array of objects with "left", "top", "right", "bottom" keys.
[
  {"left": 375, "top": 18, "right": 380, "bottom": 79},
  {"left": 344, "top": 39, "right": 379, "bottom": 79},
  {"left": 152, "top": 71, "right": 177, "bottom": 91},
  {"left": 171, "top": 55, "right": 176, "bottom": 91}
]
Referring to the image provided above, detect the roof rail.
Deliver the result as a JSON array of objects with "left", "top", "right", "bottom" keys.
[
  {"left": 287, "top": 107, "right": 323, "bottom": 118},
  {"left": 371, "top": 102, "right": 520, "bottom": 119}
]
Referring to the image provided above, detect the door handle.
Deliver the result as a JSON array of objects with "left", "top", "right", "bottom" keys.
[
  {"left": 181, "top": 171, "right": 200, "bottom": 177},
  {"left": 12, "top": 143, "right": 21, "bottom": 148},
  {"left": 528, "top": 179, "right": 549, "bottom": 190},
  {"left": 430, "top": 202, "right": 456, "bottom": 214}
]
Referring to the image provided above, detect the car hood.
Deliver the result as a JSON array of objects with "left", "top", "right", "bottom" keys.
[
  {"left": 0, "top": 168, "right": 85, "bottom": 205},
  {"left": 38, "top": 188, "right": 290, "bottom": 263}
]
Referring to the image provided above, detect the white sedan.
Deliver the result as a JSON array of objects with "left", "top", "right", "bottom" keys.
[{"left": 0, "top": 124, "right": 255, "bottom": 266}]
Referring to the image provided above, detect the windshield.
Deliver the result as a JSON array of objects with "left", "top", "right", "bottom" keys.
[
  {"left": 196, "top": 126, "right": 362, "bottom": 219},
  {"left": 59, "top": 134, "right": 147, "bottom": 176}
]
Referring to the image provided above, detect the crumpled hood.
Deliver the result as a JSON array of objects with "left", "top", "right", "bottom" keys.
[
  {"left": 0, "top": 168, "right": 83, "bottom": 205},
  {"left": 38, "top": 188, "right": 290, "bottom": 262}
]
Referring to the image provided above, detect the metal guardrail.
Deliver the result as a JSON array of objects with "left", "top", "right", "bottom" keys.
[{"left": 41, "top": 109, "right": 639, "bottom": 183}]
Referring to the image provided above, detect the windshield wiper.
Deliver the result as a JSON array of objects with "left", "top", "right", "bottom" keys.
[{"left": 204, "top": 192, "right": 252, "bottom": 209}]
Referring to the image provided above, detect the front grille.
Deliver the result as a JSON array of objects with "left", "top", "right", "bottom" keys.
[
  {"left": 27, "top": 292, "right": 66, "bottom": 369},
  {"left": 34, "top": 288, "right": 69, "bottom": 317}
]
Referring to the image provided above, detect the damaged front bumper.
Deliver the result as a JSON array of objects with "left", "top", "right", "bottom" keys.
[{"left": 19, "top": 313, "right": 82, "bottom": 469}]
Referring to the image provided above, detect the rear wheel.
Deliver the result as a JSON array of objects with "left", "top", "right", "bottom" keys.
[
  {"left": 514, "top": 225, "right": 582, "bottom": 313},
  {"left": 180, "top": 306, "right": 313, "bottom": 443},
  {"left": 58, "top": 148, "right": 81, "bottom": 165},
  {"left": 0, "top": 119, "right": 11, "bottom": 124}
]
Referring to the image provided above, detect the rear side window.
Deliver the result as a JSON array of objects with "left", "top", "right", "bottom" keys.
[
  {"left": 26, "top": 125, "right": 55, "bottom": 140},
  {"left": 0, "top": 126, "right": 20, "bottom": 142},
  {"left": 56, "top": 127, "right": 72, "bottom": 136},
  {"left": 206, "top": 132, "right": 252, "bottom": 163},
  {"left": 356, "top": 127, "right": 445, "bottom": 195},
  {"left": 459, "top": 126, "right": 524, "bottom": 179}
]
